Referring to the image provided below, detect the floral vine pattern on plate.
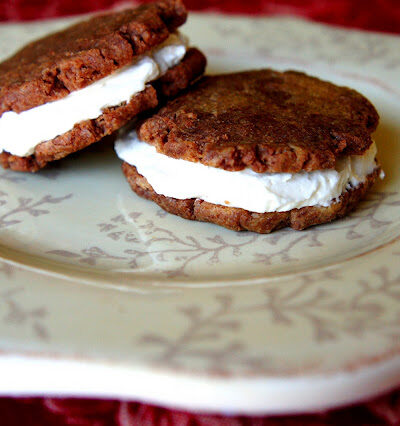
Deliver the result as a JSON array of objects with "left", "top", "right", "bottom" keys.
[
  {"left": 138, "top": 267, "right": 400, "bottom": 374},
  {"left": 210, "top": 17, "right": 400, "bottom": 72},
  {"left": 120, "top": 214, "right": 259, "bottom": 278},
  {"left": 0, "top": 286, "right": 49, "bottom": 340},
  {"left": 262, "top": 267, "right": 400, "bottom": 343},
  {"left": 47, "top": 246, "right": 127, "bottom": 266},
  {"left": 0, "top": 168, "right": 61, "bottom": 183},
  {"left": 0, "top": 257, "right": 48, "bottom": 340},
  {"left": 0, "top": 170, "right": 26, "bottom": 184},
  {"left": 0, "top": 192, "right": 72, "bottom": 230},
  {"left": 48, "top": 211, "right": 259, "bottom": 277},
  {"left": 47, "top": 190, "right": 399, "bottom": 279},
  {"left": 139, "top": 291, "right": 274, "bottom": 375},
  {"left": 255, "top": 191, "right": 400, "bottom": 265}
]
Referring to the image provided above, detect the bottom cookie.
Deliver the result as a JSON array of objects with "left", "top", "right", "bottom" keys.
[{"left": 122, "top": 162, "right": 380, "bottom": 233}]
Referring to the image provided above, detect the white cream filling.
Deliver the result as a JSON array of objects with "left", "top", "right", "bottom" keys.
[
  {"left": 115, "top": 130, "right": 380, "bottom": 213},
  {"left": 0, "top": 33, "right": 187, "bottom": 157}
]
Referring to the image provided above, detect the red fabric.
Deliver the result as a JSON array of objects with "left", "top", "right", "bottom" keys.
[
  {"left": 0, "top": 0, "right": 399, "bottom": 34},
  {"left": 1, "top": 0, "right": 400, "bottom": 424},
  {"left": 0, "top": 392, "right": 400, "bottom": 425}
]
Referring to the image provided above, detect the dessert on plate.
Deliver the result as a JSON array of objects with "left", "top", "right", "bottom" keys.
[
  {"left": 116, "top": 69, "right": 382, "bottom": 233},
  {"left": 0, "top": 0, "right": 206, "bottom": 172}
]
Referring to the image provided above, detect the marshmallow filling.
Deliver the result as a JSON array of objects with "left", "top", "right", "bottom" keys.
[{"left": 115, "top": 130, "right": 380, "bottom": 213}]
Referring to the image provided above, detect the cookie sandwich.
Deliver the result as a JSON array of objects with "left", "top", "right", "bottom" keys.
[
  {"left": 0, "top": 0, "right": 206, "bottom": 172},
  {"left": 115, "top": 70, "right": 382, "bottom": 233}
]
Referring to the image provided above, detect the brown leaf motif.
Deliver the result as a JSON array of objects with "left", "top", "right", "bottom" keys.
[
  {"left": 212, "top": 17, "right": 400, "bottom": 71},
  {"left": 47, "top": 246, "right": 126, "bottom": 266},
  {"left": 0, "top": 192, "right": 72, "bottom": 229},
  {"left": 137, "top": 268, "right": 400, "bottom": 373},
  {"left": 255, "top": 191, "right": 399, "bottom": 265},
  {"left": 139, "top": 293, "right": 271, "bottom": 375},
  {"left": 0, "top": 287, "right": 49, "bottom": 340},
  {"left": 46, "top": 190, "right": 399, "bottom": 278},
  {"left": 96, "top": 212, "right": 259, "bottom": 277}
]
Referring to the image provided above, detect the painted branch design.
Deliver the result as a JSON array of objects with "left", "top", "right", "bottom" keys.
[
  {"left": 0, "top": 193, "right": 72, "bottom": 229},
  {"left": 138, "top": 268, "right": 400, "bottom": 372},
  {"left": 0, "top": 287, "right": 49, "bottom": 340}
]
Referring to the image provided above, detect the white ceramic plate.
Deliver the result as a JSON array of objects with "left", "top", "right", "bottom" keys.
[{"left": 0, "top": 13, "right": 399, "bottom": 416}]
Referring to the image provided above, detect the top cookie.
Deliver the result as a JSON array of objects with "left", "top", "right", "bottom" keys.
[
  {"left": 138, "top": 70, "right": 379, "bottom": 173},
  {"left": 0, "top": 0, "right": 186, "bottom": 116}
]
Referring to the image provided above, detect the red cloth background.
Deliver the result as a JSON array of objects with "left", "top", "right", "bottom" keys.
[
  {"left": 0, "top": 0, "right": 400, "bottom": 34},
  {"left": 1, "top": 394, "right": 400, "bottom": 425},
  {"left": 1, "top": 0, "right": 400, "bottom": 424}
]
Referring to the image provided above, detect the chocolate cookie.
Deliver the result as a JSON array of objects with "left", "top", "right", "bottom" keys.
[
  {"left": 0, "top": 0, "right": 186, "bottom": 114},
  {"left": 0, "top": 49, "right": 206, "bottom": 172},
  {"left": 116, "top": 69, "right": 382, "bottom": 233},
  {"left": 0, "top": 0, "right": 206, "bottom": 172},
  {"left": 138, "top": 70, "right": 379, "bottom": 173}
]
